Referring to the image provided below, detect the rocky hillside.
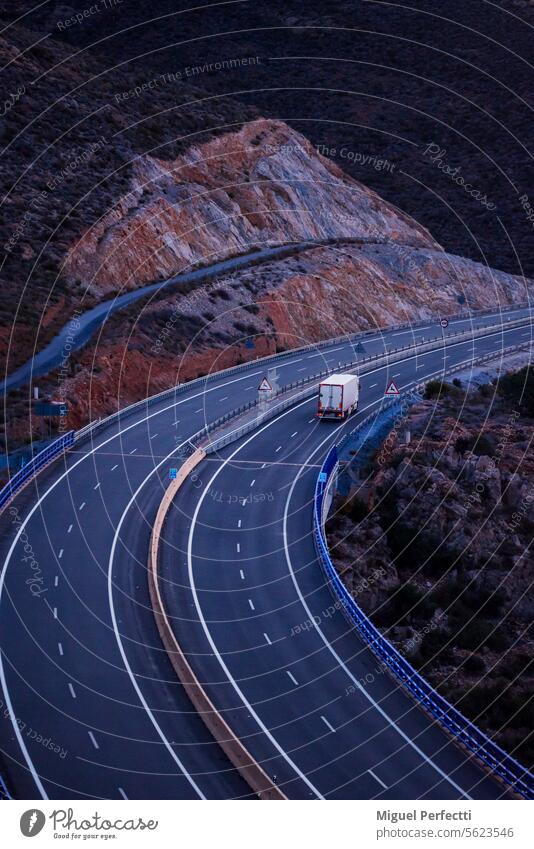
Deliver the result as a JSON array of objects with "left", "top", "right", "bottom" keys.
[
  {"left": 62, "top": 119, "right": 439, "bottom": 297},
  {"left": 0, "top": 19, "right": 257, "bottom": 376},
  {"left": 7, "top": 0, "right": 534, "bottom": 278},
  {"left": 326, "top": 368, "right": 534, "bottom": 766}
]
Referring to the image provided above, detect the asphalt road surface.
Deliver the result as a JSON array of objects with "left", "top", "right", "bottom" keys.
[{"left": 0, "top": 306, "right": 532, "bottom": 799}]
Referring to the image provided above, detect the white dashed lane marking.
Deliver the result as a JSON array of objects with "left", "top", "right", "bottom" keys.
[
  {"left": 150, "top": 433, "right": 158, "bottom": 440},
  {"left": 240, "top": 570, "right": 245, "bottom": 581},
  {"left": 67, "top": 524, "right": 73, "bottom": 534},
  {"left": 275, "top": 446, "right": 282, "bottom": 453},
  {"left": 321, "top": 715, "right": 336, "bottom": 733},
  {"left": 263, "top": 633, "right": 272, "bottom": 645},
  {"left": 129, "top": 448, "right": 137, "bottom": 454},
  {"left": 250, "top": 479, "right": 255, "bottom": 487},
  {"left": 58, "top": 549, "right": 63, "bottom": 559},
  {"left": 236, "top": 543, "right": 241, "bottom": 553},
  {"left": 248, "top": 599, "right": 255, "bottom": 611},
  {"left": 88, "top": 732, "right": 100, "bottom": 750},
  {"left": 58, "top": 643, "right": 63, "bottom": 657},
  {"left": 118, "top": 788, "right": 128, "bottom": 800},
  {"left": 93, "top": 482, "right": 100, "bottom": 490},
  {"left": 78, "top": 502, "right": 85, "bottom": 511},
  {"left": 290, "top": 431, "right": 298, "bottom": 438},
  {"left": 68, "top": 684, "right": 77, "bottom": 699},
  {"left": 286, "top": 670, "right": 299, "bottom": 686},
  {"left": 368, "top": 769, "right": 388, "bottom": 790},
  {"left": 54, "top": 576, "right": 59, "bottom": 588},
  {"left": 53, "top": 607, "right": 58, "bottom": 620},
  {"left": 110, "top": 465, "right": 118, "bottom": 471},
  {"left": 237, "top": 519, "right": 242, "bottom": 528}
]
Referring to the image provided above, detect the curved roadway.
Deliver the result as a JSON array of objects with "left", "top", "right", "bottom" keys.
[{"left": 0, "top": 305, "right": 532, "bottom": 799}]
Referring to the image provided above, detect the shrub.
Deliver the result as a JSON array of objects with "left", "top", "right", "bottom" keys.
[
  {"left": 424, "top": 379, "right": 453, "bottom": 399},
  {"left": 463, "top": 654, "right": 486, "bottom": 674}
]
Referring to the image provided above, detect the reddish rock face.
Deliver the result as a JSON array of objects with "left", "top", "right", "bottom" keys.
[{"left": 62, "top": 119, "right": 439, "bottom": 297}]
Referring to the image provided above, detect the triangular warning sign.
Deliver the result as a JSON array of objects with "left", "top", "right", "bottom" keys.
[
  {"left": 385, "top": 380, "right": 400, "bottom": 396},
  {"left": 258, "top": 377, "right": 273, "bottom": 391}
]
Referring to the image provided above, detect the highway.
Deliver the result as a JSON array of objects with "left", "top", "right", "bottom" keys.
[{"left": 0, "top": 304, "right": 532, "bottom": 800}]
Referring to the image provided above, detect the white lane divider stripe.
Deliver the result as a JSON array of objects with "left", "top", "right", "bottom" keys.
[
  {"left": 58, "top": 642, "right": 63, "bottom": 657},
  {"left": 88, "top": 732, "right": 99, "bottom": 750},
  {"left": 150, "top": 433, "right": 158, "bottom": 440},
  {"left": 2, "top": 366, "right": 268, "bottom": 801},
  {"left": 129, "top": 448, "right": 137, "bottom": 454},
  {"left": 68, "top": 684, "right": 77, "bottom": 699},
  {"left": 368, "top": 769, "right": 388, "bottom": 790},
  {"left": 54, "top": 576, "right": 59, "bottom": 588},
  {"left": 286, "top": 670, "right": 299, "bottom": 686},
  {"left": 93, "top": 482, "right": 100, "bottom": 490},
  {"left": 237, "top": 519, "right": 242, "bottom": 528},
  {"left": 118, "top": 787, "right": 128, "bottom": 799},
  {"left": 110, "top": 464, "right": 118, "bottom": 471},
  {"left": 78, "top": 502, "right": 85, "bottom": 511},
  {"left": 250, "top": 479, "right": 255, "bottom": 487},
  {"left": 67, "top": 524, "right": 73, "bottom": 534},
  {"left": 240, "top": 570, "right": 245, "bottom": 581},
  {"left": 236, "top": 542, "right": 241, "bottom": 553},
  {"left": 264, "top": 633, "right": 272, "bottom": 645},
  {"left": 248, "top": 599, "right": 255, "bottom": 611},
  {"left": 321, "top": 715, "right": 336, "bottom": 733},
  {"left": 58, "top": 549, "right": 63, "bottom": 559}
]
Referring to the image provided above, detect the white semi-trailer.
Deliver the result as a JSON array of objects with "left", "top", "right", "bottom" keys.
[{"left": 317, "top": 373, "right": 359, "bottom": 420}]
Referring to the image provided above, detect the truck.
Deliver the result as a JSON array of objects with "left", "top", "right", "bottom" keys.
[{"left": 317, "top": 373, "right": 359, "bottom": 420}]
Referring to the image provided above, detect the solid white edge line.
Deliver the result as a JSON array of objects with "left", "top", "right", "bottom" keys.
[
  {"left": 0, "top": 316, "right": 525, "bottom": 798},
  {"left": 281, "top": 408, "right": 474, "bottom": 800},
  {"left": 186, "top": 403, "right": 325, "bottom": 799},
  {"left": 107, "top": 436, "right": 207, "bottom": 800},
  {"left": 183, "top": 322, "right": 529, "bottom": 802},
  {"left": 0, "top": 367, "right": 263, "bottom": 799}
]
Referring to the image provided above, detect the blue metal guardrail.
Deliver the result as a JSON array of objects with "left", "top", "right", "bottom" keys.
[
  {"left": 0, "top": 774, "right": 11, "bottom": 800},
  {"left": 314, "top": 444, "right": 534, "bottom": 800},
  {"left": 0, "top": 431, "right": 75, "bottom": 513}
]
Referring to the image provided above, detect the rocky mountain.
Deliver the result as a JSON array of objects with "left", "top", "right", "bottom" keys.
[
  {"left": 61, "top": 119, "right": 438, "bottom": 297},
  {"left": 1, "top": 11, "right": 533, "bottom": 455}
]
